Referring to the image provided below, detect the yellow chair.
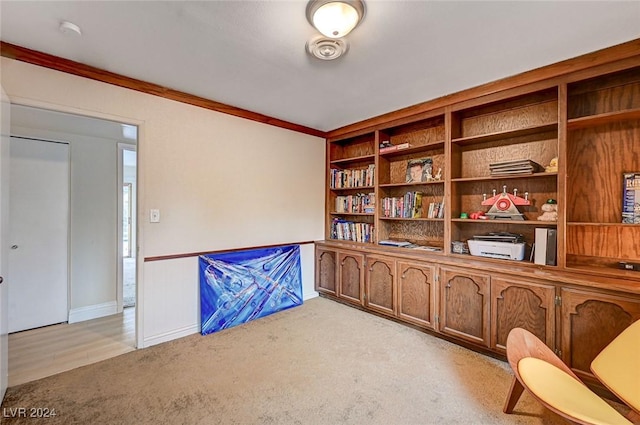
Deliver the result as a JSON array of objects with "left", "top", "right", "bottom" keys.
[
  {"left": 503, "top": 326, "right": 638, "bottom": 424},
  {"left": 591, "top": 318, "right": 640, "bottom": 416}
]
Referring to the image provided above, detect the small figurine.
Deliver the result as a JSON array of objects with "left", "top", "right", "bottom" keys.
[
  {"left": 434, "top": 168, "right": 442, "bottom": 181},
  {"left": 537, "top": 199, "right": 558, "bottom": 221},
  {"left": 545, "top": 157, "right": 558, "bottom": 173}
]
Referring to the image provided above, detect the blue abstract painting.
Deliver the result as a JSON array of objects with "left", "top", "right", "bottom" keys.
[{"left": 199, "top": 245, "right": 303, "bottom": 335}]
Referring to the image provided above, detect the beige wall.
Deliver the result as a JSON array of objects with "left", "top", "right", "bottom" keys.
[{"left": 1, "top": 58, "right": 325, "bottom": 347}]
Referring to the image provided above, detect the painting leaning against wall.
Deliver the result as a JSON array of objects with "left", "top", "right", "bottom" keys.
[{"left": 199, "top": 244, "right": 303, "bottom": 335}]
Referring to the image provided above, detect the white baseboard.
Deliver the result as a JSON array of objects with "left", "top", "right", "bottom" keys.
[
  {"left": 142, "top": 324, "right": 200, "bottom": 348},
  {"left": 68, "top": 301, "right": 118, "bottom": 324}
]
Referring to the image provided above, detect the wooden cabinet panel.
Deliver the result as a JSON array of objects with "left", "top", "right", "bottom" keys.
[
  {"left": 365, "top": 255, "right": 395, "bottom": 317},
  {"left": 337, "top": 251, "right": 364, "bottom": 306},
  {"left": 397, "top": 261, "right": 435, "bottom": 329},
  {"left": 491, "top": 277, "right": 555, "bottom": 354},
  {"left": 561, "top": 288, "right": 640, "bottom": 382},
  {"left": 315, "top": 248, "right": 337, "bottom": 296},
  {"left": 439, "top": 266, "right": 490, "bottom": 347}
]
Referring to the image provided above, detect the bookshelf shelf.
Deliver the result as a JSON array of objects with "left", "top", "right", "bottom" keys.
[
  {"left": 330, "top": 212, "right": 374, "bottom": 216},
  {"left": 330, "top": 154, "right": 375, "bottom": 165},
  {"left": 451, "top": 123, "right": 557, "bottom": 146},
  {"left": 567, "top": 108, "right": 640, "bottom": 130},
  {"left": 451, "top": 218, "right": 557, "bottom": 226},
  {"left": 451, "top": 172, "right": 556, "bottom": 183},
  {"left": 567, "top": 222, "right": 639, "bottom": 227},
  {"left": 379, "top": 181, "right": 444, "bottom": 188},
  {"left": 329, "top": 185, "right": 375, "bottom": 191},
  {"left": 380, "top": 217, "right": 444, "bottom": 222}
]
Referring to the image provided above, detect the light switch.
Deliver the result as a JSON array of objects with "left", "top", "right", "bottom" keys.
[{"left": 150, "top": 209, "right": 160, "bottom": 223}]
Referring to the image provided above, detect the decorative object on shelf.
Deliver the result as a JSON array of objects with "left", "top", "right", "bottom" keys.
[
  {"left": 537, "top": 199, "right": 558, "bottom": 222},
  {"left": 459, "top": 212, "right": 468, "bottom": 219},
  {"left": 622, "top": 172, "right": 640, "bottom": 224},
  {"left": 379, "top": 140, "right": 392, "bottom": 149},
  {"left": 406, "top": 157, "right": 433, "bottom": 183},
  {"left": 434, "top": 168, "right": 442, "bottom": 181},
  {"left": 618, "top": 261, "right": 640, "bottom": 272},
  {"left": 451, "top": 240, "right": 469, "bottom": 254},
  {"left": 489, "top": 159, "right": 542, "bottom": 176},
  {"left": 482, "top": 186, "right": 530, "bottom": 220},
  {"left": 469, "top": 211, "right": 486, "bottom": 220},
  {"left": 544, "top": 157, "right": 559, "bottom": 173}
]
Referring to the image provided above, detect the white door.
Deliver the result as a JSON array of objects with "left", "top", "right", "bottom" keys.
[
  {"left": 8, "top": 137, "right": 69, "bottom": 333},
  {"left": 0, "top": 88, "right": 10, "bottom": 401}
]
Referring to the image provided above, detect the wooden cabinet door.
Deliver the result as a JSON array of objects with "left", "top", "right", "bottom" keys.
[
  {"left": 439, "top": 266, "right": 490, "bottom": 347},
  {"left": 337, "top": 251, "right": 364, "bottom": 306},
  {"left": 315, "top": 247, "right": 337, "bottom": 296},
  {"left": 560, "top": 288, "right": 640, "bottom": 383},
  {"left": 491, "top": 277, "right": 555, "bottom": 354},
  {"left": 364, "top": 255, "right": 395, "bottom": 317},
  {"left": 397, "top": 261, "right": 435, "bottom": 329}
]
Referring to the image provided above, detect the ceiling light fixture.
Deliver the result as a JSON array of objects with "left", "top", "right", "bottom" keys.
[{"left": 306, "top": 0, "right": 365, "bottom": 39}]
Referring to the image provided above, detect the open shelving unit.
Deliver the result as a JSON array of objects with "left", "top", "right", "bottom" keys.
[{"left": 322, "top": 60, "right": 640, "bottom": 279}]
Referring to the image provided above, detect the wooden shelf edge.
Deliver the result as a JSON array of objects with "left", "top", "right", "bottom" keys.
[
  {"left": 330, "top": 212, "right": 374, "bottom": 216},
  {"left": 452, "top": 172, "right": 557, "bottom": 182},
  {"left": 379, "top": 181, "right": 444, "bottom": 188},
  {"left": 329, "top": 186, "right": 375, "bottom": 191},
  {"left": 379, "top": 217, "right": 445, "bottom": 222},
  {"left": 567, "top": 108, "right": 640, "bottom": 130},
  {"left": 330, "top": 153, "right": 376, "bottom": 164},
  {"left": 451, "top": 218, "right": 558, "bottom": 226},
  {"left": 567, "top": 222, "right": 640, "bottom": 227},
  {"left": 452, "top": 123, "right": 558, "bottom": 146}
]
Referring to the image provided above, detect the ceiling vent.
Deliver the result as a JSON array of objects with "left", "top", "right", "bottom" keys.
[{"left": 306, "top": 36, "right": 349, "bottom": 61}]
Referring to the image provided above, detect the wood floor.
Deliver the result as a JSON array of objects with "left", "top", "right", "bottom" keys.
[{"left": 8, "top": 308, "right": 136, "bottom": 387}]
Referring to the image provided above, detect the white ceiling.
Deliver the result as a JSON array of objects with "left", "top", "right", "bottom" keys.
[{"left": 1, "top": 1, "right": 639, "bottom": 133}]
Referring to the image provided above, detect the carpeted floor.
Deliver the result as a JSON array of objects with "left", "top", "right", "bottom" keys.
[{"left": 1, "top": 297, "right": 567, "bottom": 425}]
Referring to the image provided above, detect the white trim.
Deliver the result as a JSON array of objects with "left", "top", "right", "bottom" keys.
[
  {"left": 68, "top": 301, "right": 118, "bottom": 324},
  {"left": 141, "top": 324, "right": 199, "bottom": 348},
  {"left": 117, "top": 143, "right": 136, "bottom": 313}
]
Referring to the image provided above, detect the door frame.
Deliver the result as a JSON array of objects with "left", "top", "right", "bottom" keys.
[
  {"left": 0, "top": 87, "right": 10, "bottom": 402},
  {"left": 117, "top": 143, "right": 137, "bottom": 313}
]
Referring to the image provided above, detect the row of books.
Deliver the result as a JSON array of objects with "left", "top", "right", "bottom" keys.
[
  {"left": 382, "top": 192, "right": 423, "bottom": 218},
  {"left": 330, "top": 164, "right": 375, "bottom": 189},
  {"left": 427, "top": 201, "right": 445, "bottom": 219},
  {"left": 489, "top": 159, "right": 542, "bottom": 176},
  {"left": 335, "top": 193, "right": 376, "bottom": 214},
  {"left": 331, "top": 219, "right": 374, "bottom": 243}
]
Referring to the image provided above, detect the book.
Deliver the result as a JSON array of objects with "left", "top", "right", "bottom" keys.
[
  {"left": 622, "top": 172, "right": 640, "bottom": 224},
  {"left": 379, "top": 142, "right": 410, "bottom": 154},
  {"left": 379, "top": 240, "right": 412, "bottom": 247}
]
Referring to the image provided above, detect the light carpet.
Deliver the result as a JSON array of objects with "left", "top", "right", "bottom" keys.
[{"left": 1, "top": 297, "right": 566, "bottom": 424}]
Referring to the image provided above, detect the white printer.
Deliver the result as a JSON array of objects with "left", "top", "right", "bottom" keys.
[{"left": 467, "top": 233, "right": 526, "bottom": 261}]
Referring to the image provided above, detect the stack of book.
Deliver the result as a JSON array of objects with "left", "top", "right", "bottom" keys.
[
  {"left": 427, "top": 201, "right": 444, "bottom": 219},
  {"left": 489, "top": 159, "right": 542, "bottom": 176},
  {"left": 330, "top": 164, "right": 376, "bottom": 189}
]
